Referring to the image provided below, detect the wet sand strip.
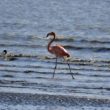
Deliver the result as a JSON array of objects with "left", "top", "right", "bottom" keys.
[{"left": 0, "top": 92, "right": 110, "bottom": 107}]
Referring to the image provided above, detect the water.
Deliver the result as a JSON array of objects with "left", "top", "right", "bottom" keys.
[{"left": 0, "top": 0, "right": 110, "bottom": 110}]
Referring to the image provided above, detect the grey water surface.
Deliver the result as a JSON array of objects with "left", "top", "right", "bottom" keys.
[{"left": 0, "top": 0, "right": 110, "bottom": 110}]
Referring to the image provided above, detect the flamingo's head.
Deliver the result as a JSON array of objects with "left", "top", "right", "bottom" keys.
[{"left": 46, "top": 32, "right": 55, "bottom": 38}]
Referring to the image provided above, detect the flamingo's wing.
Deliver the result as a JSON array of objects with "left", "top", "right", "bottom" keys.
[{"left": 51, "top": 45, "right": 70, "bottom": 57}]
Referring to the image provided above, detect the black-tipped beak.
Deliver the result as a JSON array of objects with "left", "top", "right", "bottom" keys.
[
  {"left": 46, "top": 32, "right": 55, "bottom": 37},
  {"left": 46, "top": 33, "right": 49, "bottom": 37}
]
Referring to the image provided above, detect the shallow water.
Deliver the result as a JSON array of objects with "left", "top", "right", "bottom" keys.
[
  {"left": 0, "top": 105, "right": 110, "bottom": 110},
  {"left": 0, "top": 0, "right": 110, "bottom": 109}
]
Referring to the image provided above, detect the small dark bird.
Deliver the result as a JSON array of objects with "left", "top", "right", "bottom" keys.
[
  {"left": 46, "top": 32, "right": 74, "bottom": 79},
  {"left": 1, "top": 50, "right": 16, "bottom": 61}
]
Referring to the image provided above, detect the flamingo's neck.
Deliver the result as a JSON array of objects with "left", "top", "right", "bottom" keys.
[{"left": 48, "top": 35, "right": 55, "bottom": 52}]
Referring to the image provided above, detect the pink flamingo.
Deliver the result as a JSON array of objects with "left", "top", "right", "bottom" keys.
[{"left": 46, "top": 32, "right": 74, "bottom": 79}]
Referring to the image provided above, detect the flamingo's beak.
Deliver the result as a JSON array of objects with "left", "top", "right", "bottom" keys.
[
  {"left": 46, "top": 32, "right": 55, "bottom": 38},
  {"left": 46, "top": 33, "right": 49, "bottom": 37}
]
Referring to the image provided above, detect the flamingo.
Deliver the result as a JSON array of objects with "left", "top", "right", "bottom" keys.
[{"left": 46, "top": 32, "right": 74, "bottom": 79}]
